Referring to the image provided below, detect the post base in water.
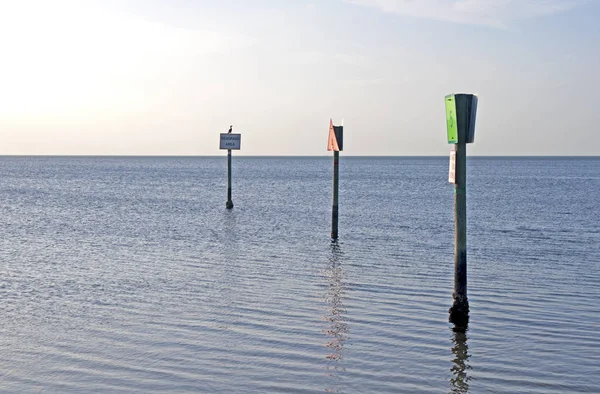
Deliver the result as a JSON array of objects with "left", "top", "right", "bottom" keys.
[
  {"left": 449, "top": 295, "right": 469, "bottom": 327},
  {"left": 226, "top": 201, "right": 234, "bottom": 209}
]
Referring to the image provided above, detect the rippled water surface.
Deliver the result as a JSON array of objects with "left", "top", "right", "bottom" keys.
[{"left": 0, "top": 156, "right": 598, "bottom": 393}]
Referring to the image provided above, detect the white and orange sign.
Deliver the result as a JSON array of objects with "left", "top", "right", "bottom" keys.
[{"left": 327, "top": 119, "right": 343, "bottom": 152}]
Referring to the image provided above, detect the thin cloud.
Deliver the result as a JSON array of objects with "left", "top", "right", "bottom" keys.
[{"left": 344, "top": 0, "right": 587, "bottom": 27}]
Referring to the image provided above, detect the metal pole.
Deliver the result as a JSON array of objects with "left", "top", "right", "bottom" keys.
[
  {"left": 226, "top": 149, "right": 234, "bottom": 209},
  {"left": 451, "top": 142, "right": 468, "bottom": 315},
  {"left": 331, "top": 150, "right": 339, "bottom": 239},
  {"left": 449, "top": 95, "right": 470, "bottom": 326}
]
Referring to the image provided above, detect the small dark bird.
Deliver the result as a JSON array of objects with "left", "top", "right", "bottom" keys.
[{"left": 228, "top": 125, "right": 232, "bottom": 134}]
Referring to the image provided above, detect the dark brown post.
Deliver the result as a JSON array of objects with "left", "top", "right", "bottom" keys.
[
  {"left": 331, "top": 150, "right": 340, "bottom": 239},
  {"left": 446, "top": 94, "right": 478, "bottom": 327},
  {"left": 327, "top": 119, "right": 343, "bottom": 239},
  {"left": 226, "top": 148, "right": 233, "bottom": 209},
  {"left": 219, "top": 126, "right": 240, "bottom": 210}
]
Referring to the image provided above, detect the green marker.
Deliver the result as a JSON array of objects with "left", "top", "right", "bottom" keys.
[{"left": 446, "top": 94, "right": 458, "bottom": 144}]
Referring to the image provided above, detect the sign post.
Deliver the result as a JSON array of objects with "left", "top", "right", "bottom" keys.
[
  {"left": 220, "top": 127, "right": 241, "bottom": 209},
  {"left": 445, "top": 93, "right": 478, "bottom": 327},
  {"left": 328, "top": 119, "right": 343, "bottom": 239}
]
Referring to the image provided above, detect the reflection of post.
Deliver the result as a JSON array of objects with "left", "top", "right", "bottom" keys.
[
  {"left": 449, "top": 327, "right": 472, "bottom": 394},
  {"left": 324, "top": 241, "right": 348, "bottom": 391}
]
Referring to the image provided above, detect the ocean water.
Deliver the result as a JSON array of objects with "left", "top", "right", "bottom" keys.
[{"left": 0, "top": 156, "right": 598, "bottom": 393}]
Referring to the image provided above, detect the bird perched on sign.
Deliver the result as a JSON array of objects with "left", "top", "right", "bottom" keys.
[{"left": 228, "top": 125, "right": 232, "bottom": 134}]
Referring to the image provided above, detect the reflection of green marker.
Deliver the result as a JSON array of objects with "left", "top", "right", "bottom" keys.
[{"left": 446, "top": 95, "right": 458, "bottom": 144}]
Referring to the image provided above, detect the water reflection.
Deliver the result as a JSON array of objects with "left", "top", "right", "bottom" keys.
[
  {"left": 449, "top": 325, "right": 472, "bottom": 394},
  {"left": 324, "top": 241, "right": 349, "bottom": 392}
]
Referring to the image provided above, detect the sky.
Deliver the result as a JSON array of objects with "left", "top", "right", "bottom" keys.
[{"left": 0, "top": 0, "right": 598, "bottom": 156}]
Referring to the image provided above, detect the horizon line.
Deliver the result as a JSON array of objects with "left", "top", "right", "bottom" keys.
[{"left": 0, "top": 154, "right": 598, "bottom": 158}]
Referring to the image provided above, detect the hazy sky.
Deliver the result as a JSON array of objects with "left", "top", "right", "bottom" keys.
[{"left": 0, "top": 0, "right": 598, "bottom": 155}]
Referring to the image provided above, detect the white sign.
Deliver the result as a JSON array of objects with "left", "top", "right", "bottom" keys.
[
  {"left": 448, "top": 150, "right": 456, "bottom": 184},
  {"left": 220, "top": 133, "right": 241, "bottom": 150}
]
